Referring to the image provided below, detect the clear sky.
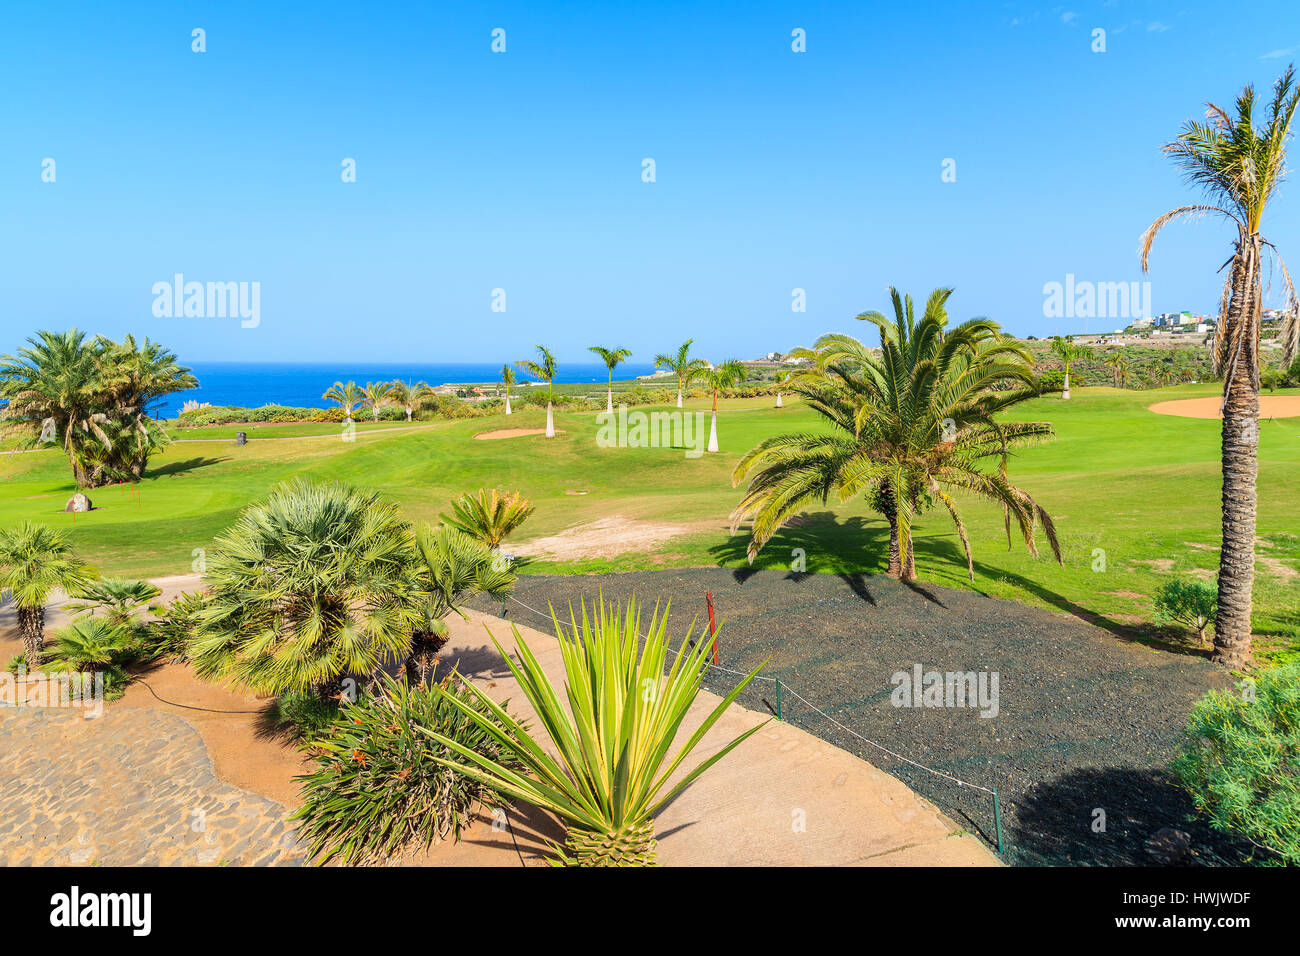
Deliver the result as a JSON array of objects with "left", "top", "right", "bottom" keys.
[{"left": 3, "top": 1, "right": 1299, "bottom": 363}]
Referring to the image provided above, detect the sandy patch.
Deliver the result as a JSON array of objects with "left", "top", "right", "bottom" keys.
[
  {"left": 1132, "top": 559, "right": 1176, "bottom": 572},
  {"left": 512, "top": 515, "right": 693, "bottom": 561},
  {"left": 473, "top": 428, "right": 566, "bottom": 440},
  {"left": 1149, "top": 395, "right": 1300, "bottom": 419},
  {"left": 1259, "top": 556, "right": 1298, "bottom": 584}
]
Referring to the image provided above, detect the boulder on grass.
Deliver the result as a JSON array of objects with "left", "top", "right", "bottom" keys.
[{"left": 64, "top": 493, "right": 92, "bottom": 513}]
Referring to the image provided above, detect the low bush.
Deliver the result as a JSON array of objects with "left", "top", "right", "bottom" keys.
[
  {"left": 293, "top": 671, "right": 522, "bottom": 865},
  {"left": 1154, "top": 578, "right": 1218, "bottom": 645},
  {"left": 1172, "top": 664, "right": 1300, "bottom": 865}
]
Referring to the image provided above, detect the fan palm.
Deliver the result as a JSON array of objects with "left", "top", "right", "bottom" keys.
[
  {"left": 42, "top": 616, "right": 134, "bottom": 690},
  {"left": 440, "top": 488, "right": 535, "bottom": 551},
  {"left": 0, "top": 522, "right": 98, "bottom": 666},
  {"left": 654, "top": 339, "right": 706, "bottom": 409},
  {"left": 388, "top": 380, "right": 431, "bottom": 422},
  {"left": 700, "top": 359, "right": 747, "bottom": 453},
  {"left": 421, "top": 597, "right": 767, "bottom": 866},
  {"left": 321, "top": 381, "right": 364, "bottom": 423},
  {"left": 588, "top": 346, "right": 633, "bottom": 414},
  {"left": 67, "top": 577, "right": 161, "bottom": 635},
  {"left": 1141, "top": 66, "right": 1300, "bottom": 667},
  {"left": 188, "top": 479, "right": 421, "bottom": 699},
  {"left": 406, "top": 527, "right": 516, "bottom": 686},
  {"left": 501, "top": 365, "right": 516, "bottom": 415},
  {"left": 516, "top": 346, "right": 558, "bottom": 438},
  {"left": 1049, "top": 336, "right": 1089, "bottom": 399},
  {"left": 731, "top": 287, "right": 1061, "bottom": 582}
]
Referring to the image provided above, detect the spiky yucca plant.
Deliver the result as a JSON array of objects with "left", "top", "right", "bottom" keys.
[
  {"left": 421, "top": 598, "right": 767, "bottom": 866},
  {"left": 294, "top": 671, "right": 522, "bottom": 865},
  {"left": 439, "top": 488, "right": 535, "bottom": 551}
]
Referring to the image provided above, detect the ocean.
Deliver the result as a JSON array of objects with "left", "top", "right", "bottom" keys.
[{"left": 154, "top": 361, "right": 663, "bottom": 417}]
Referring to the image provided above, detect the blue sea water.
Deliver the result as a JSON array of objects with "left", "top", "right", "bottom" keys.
[{"left": 153, "top": 361, "right": 662, "bottom": 417}]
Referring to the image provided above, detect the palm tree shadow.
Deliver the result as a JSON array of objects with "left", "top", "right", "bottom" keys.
[
  {"left": 708, "top": 511, "right": 890, "bottom": 577},
  {"left": 146, "top": 456, "right": 230, "bottom": 478}
]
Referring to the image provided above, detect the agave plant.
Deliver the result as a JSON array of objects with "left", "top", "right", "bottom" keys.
[
  {"left": 421, "top": 598, "right": 767, "bottom": 866},
  {"left": 439, "top": 488, "right": 535, "bottom": 551}
]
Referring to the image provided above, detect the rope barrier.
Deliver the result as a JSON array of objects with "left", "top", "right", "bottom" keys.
[{"left": 500, "top": 590, "right": 1004, "bottom": 853}]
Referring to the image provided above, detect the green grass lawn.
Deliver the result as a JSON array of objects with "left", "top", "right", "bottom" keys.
[{"left": 3, "top": 386, "right": 1297, "bottom": 661}]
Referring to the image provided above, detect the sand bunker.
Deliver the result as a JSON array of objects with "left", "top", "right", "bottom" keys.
[
  {"left": 1149, "top": 395, "right": 1300, "bottom": 419},
  {"left": 473, "top": 428, "right": 566, "bottom": 440},
  {"left": 512, "top": 515, "right": 692, "bottom": 561}
]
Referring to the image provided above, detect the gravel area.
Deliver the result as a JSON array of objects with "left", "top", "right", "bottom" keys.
[{"left": 471, "top": 568, "right": 1253, "bottom": 866}]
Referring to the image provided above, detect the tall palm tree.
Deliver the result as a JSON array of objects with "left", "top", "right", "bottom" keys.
[
  {"left": 516, "top": 346, "right": 558, "bottom": 438},
  {"left": 361, "top": 381, "right": 394, "bottom": 422},
  {"left": 1049, "top": 336, "right": 1089, "bottom": 399},
  {"left": 654, "top": 339, "right": 707, "bottom": 409},
  {"left": 1142, "top": 66, "right": 1300, "bottom": 667},
  {"left": 188, "top": 479, "right": 421, "bottom": 699},
  {"left": 387, "top": 380, "right": 430, "bottom": 422},
  {"left": 699, "top": 360, "right": 746, "bottom": 453},
  {"left": 0, "top": 330, "right": 192, "bottom": 487},
  {"left": 406, "top": 526, "right": 515, "bottom": 686},
  {"left": 439, "top": 488, "right": 535, "bottom": 551},
  {"left": 500, "top": 365, "right": 516, "bottom": 415},
  {"left": 731, "top": 287, "right": 1060, "bottom": 582},
  {"left": 1103, "top": 351, "right": 1131, "bottom": 388},
  {"left": 0, "top": 522, "right": 98, "bottom": 666},
  {"left": 588, "top": 345, "right": 633, "bottom": 414},
  {"left": 322, "top": 381, "right": 365, "bottom": 424}
]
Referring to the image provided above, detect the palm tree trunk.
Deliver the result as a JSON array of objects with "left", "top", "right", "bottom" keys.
[
  {"left": 706, "top": 412, "right": 718, "bottom": 453},
  {"left": 505, "top": 394, "right": 512, "bottom": 415},
  {"left": 545, "top": 402, "right": 555, "bottom": 438},
  {"left": 405, "top": 405, "right": 413, "bottom": 422},
  {"left": 606, "top": 388, "right": 613, "bottom": 415},
  {"left": 879, "top": 485, "right": 902, "bottom": 578},
  {"left": 1214, "top": 242, "right": 1261, "bottom": 668},
  {"left": 775, "top": 392, "right": 783, "bottom": 408},
  {"left": 1062, "top": 370, "right": 1071, "bottom": 400},
  {"left": 676, "top": 387, "right": 683, "bottom": 409},
  {"left": 18, "top": 605, "right": 45, "bottom": 667},
  {"left": 405, "top": 630, "right": 449, "bottom": 687}
]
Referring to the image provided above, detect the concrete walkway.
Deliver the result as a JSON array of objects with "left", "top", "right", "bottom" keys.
[{"left": 434, "top": 608, "right": 999, "bottom": 866}]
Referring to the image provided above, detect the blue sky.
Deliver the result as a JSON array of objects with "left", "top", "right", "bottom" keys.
[{"left": 3, "top": 0, "right": 1299, "bottom": 363}]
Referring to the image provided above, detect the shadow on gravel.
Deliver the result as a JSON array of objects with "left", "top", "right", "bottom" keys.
[{"left": 1010, "top": 766, "right": 1254, "bottom": 867}]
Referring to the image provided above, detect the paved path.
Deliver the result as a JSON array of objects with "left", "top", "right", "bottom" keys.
[{"left": 0, "top": 706, "right": 306, "bottom": 866}]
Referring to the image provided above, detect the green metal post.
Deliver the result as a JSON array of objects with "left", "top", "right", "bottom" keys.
[
  {"left": 775, "top": 677, "right": 782, "bottom": 719},
  {"left": 993, "top": 788, "right": 1004, "bottom": 855}
]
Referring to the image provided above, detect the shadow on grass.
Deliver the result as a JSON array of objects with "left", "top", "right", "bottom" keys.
[{"left": 146, "top": 457, "right": 231, "bottom": 479}]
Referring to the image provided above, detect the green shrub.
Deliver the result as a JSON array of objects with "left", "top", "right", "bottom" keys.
[
  {"left": 293, "top": 671, "right": 522, "bottom": 865},
  {"left": 271, "top": 692, "right": 342, "bottom": 741},
  {"left": 6, "top": 653, "right": 26, "bottom": 674},
  {"left": 1154, "top": 578, "right": 1218, "bottom": 644},
  {"left": 1172, "top": 664, "right": 1300, "bottom": 865}
]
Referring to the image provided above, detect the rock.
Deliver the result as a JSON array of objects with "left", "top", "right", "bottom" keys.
[
  {"left": 1145, "top": 827, "right": 1192, "bottom": 865},
  {"left": 63, "top": 493, "right": 92, "bottom": 513}
]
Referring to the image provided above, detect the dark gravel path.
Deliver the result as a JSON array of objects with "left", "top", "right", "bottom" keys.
[{"left": 470, "top": 568, "right": 1252, "bottom": 867}]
